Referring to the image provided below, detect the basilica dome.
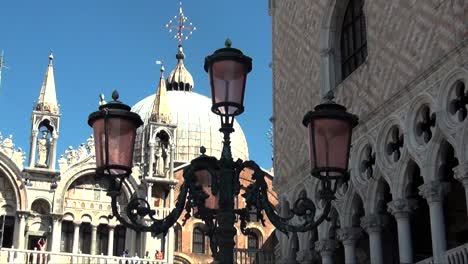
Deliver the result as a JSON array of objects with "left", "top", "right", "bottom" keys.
[{"left": 132, "top": 90, "right": 249, "bottom": 163}]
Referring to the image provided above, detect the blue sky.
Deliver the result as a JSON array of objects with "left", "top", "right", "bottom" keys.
[{"left": 0, "top": 0, "right": 273, "bottom": 168}]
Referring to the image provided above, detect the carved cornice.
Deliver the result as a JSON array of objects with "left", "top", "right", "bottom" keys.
[
  {"left": 418, "top": 181, "right": 450, "bottom": 203},
  {"left": 361, "top": 214, "right": 387, "bottom": 233},
  {"left": 387, "top": 199, "right": 418, "bottom": 218},
  {"left": 337, "top": 227, "right": 362, "bottom": 243}
]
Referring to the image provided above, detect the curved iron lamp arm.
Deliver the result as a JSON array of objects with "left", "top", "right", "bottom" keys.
[
  {"left": 238, "top": 160, "right": 333, "bottom": 236},
  {"left": 107, "top": 166, "right": 194, "bottom": 234}
]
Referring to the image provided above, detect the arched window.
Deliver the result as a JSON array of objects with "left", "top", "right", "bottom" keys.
[
  {"left": 192, "top": 227, "right": 205, "bottom": 254},
  {"left": 247, "top": 233, "right": 259, "bottom": 250},
  {"left": 174, "top": 224, "right": 182, "bottom": 252},
  {"left": 340, "top": 0, "right": 367, "bottom": 79}
]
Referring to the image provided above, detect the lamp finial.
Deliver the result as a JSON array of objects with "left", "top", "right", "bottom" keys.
[
  {"left": 111, "top": 90, "right": 119, "bottom": 101},
  {"left": 225, "top": 38, "right": 232, "bottom": 48}
]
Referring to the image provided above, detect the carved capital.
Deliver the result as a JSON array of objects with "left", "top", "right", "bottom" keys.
[
  {"left": 337, "top": 227, "right": 362, "bottom": 243},
  {"left": 387, "top": 199, "right": 418, "bottom": 218},
  {"left": 361, "top": 214, "right": 387, "bottom": 233},
  {"left": 418, "top": 181, "right": 450, "bottom": 203},
  {"left": 73, "top": 220, "right": 82, "bottom": 226},
  {"left": 16, "top": 211, "right": 30, "bottom": 219},
  {"left": 453, "top": 163, "right": 468, "bottom": 186},
  {"left": 315, "top": 239, "right": 338, "bottom": 256},
  {"left": 50, "top": 213, "right": 63, "bottom": 222}
]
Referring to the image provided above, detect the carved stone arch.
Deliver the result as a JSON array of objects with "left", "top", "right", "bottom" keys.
[
  {"left": 62, "top": 212, "right": 75, "bottom": 221},
  {"left": 393, "top": 159, "right": 423, "bottom": 199},
  {"left": 376, "top": 115, "right": 406, "bottom": 174},
  {"left": 437, "top": 67, "right": 468, "bottom": 131},
  {"left": 35, "top": 116, "right": 58, "bottom": 137},
  {"left": 426, "top": 138, "right": 460, "bottom": 182},
  {"left": 339, "top": 187, "right": 365, "bottom": 227},
  {"left": 0, "top": 151, "right": 27, "bottom": 211},
  {"left": 151, "top": 127, "right": 174, "bottom": 142},
  {"left": 31, "top": 198, "right": 52, "bottom": 215},
  {"left": 319, "top": 207, "right": 340, "bottom": 241},
  {"left": 319, "top": 0, "right": 368, "bottom": 93},
  {"left": 55, "top": 162, "right": 138, "bottom": 214},
  {"left": 366, "top": 177, "right": 393, "bottom": 214},
  {"left": 405, "top": 92, "right": 438, "bottom": 156},
  {"left": 81, "top": 213, "right": 92, "bottom": 223}
]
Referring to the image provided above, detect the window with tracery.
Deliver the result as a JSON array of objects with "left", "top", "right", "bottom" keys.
[
  {"left": 340, "top": 0, "right": 367, "bottom": 79},
  {"left": 174, "top": 224, "right": 182, "bottom": 252},
  {"left": 192, "top": 227, "right": 205, "bottom": 254}
]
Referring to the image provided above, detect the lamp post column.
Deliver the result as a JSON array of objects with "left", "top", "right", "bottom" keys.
[
  {"left": 337, "top": 227, "right": 362, "bottom": 264},
  {"left": 214, "top": 128, "right": 237, "bottom": 264}
]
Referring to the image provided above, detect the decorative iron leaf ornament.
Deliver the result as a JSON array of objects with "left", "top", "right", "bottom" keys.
[
  {"left": 416, "top": 106, "right": 436, "bottom": 143},
  {"left": 360, "top": 146, "right": 375, "bottom": 178},
  {"left": 449, "top": 81, "right": 468, "bottom": 122},
  {"left": 386, "top": 127, "right": 404, "bottom": 162}
]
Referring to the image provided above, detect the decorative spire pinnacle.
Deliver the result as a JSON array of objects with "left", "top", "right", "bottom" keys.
[
  {"left": 36, "top": 52, "right": 59, "bottom": 114},
  {"left": 0, "top": 50, "right": 7, "bottom": 93},
  {"left": 165, "top": 1, "right": 197, "bottom": 46},
  {"left": 151, "top": 60, "right": 171, "bottom": 123}
]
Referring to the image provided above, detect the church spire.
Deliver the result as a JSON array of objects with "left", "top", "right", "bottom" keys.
[
  {"left": 150, "top": 62, "right": 171, "bottom": 123},
  {"left": 36, "top": 52, "right": 59, "bottom": 114}
]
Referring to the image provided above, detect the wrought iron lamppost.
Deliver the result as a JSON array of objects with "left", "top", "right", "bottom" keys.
[{"left": 88, "top": 40, "right": 358, "bottom": 264}]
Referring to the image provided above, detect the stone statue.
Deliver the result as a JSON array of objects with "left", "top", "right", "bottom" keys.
[
  {"left": 162, "top": 144, "right": 169, "bottom": 171},
  {"left": 77, "top": 143, "right": 88, "bottom": 160},
  {"left": 65, "top": 146, "right": 78, "bottom": 164},
  {"left": 58, "top": 154, "right": 68, "bottom": 172},
  {"left": 155, "top": 145, "right": 165, "bottom": 176},
  {"left": 11, "top": 148, "right": 26, "bottom": 169},
  {"left": 1, "top": 135, "right": 14, "bottom": 157},
  {"left": 86, "top": 135, "right": 95, "bottom": 154},
  {"left": 36, "top": 131, "right": 49, "bottom": 167}
]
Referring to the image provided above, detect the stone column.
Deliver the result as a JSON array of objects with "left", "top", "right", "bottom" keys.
[
  {"left": 361, "top": 214, "right": 386, "bottom": 264},
  {"left": 72, "top": 221, "right": 81, "bottom": 254},
  {"left": 148, "top": 141, "right": 156, "bottom": 178},
  {"left": 387, "top": 199, "right": 418, "bottom": 264},
  {"left": 337, "top": 227, "right": 362, "bottom": 264},
  {"left": 13, "top": 212, "right": 27, "bottom": 249},
  {"left": 315, "top": 240, "right": 337, "bottom": 264},
  {"left": 108, "top": 225, "right": 115, "bottom": 256},
  {"left": 166, "top": 184, "right": 175, "bottom": 263},
  {"left": 91, "top": 224, "right": 98, "bottom": 255},
  {"left": 147, "top": 182, "right": 153, "bottom": 203},
  {"left": 49, "top": 135, "right": 58, "bottom": 170},
  {"left": 29, "top": 130, "right": 38, "bottom": 168},
  {"left": 50, "top": 215, "right": 62, "bottom": 252},
  {"left": 453, "top": 163, "right": 468, "bottom": 218},
  {"left": 169, "top": 143, "right": 175, "bottom": 180},
  {"left": 419, "top": 181, "right": 450, "bottom": 264}
]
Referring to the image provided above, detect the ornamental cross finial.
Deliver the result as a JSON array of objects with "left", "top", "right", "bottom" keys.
[{"left": 165, "top": 1, "right": 196, "bottom": 45}]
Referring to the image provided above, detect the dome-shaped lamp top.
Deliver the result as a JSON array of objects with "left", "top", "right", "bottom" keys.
[{"left": 166, "top": 45, "right": 194, "bottom": 92}]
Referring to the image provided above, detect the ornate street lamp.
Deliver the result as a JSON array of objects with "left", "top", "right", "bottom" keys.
[{"left": 88, "top": 41, "right": 358, "bottom": 264}]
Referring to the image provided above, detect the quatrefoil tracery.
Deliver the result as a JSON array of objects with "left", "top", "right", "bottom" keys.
[
  {"left": 386, "top": 127, "right": 404, "bottom": 162},
  {"left": 449, "top": 81, "right": 468, "bottom": 122},
  {"left": 416, "top": 106, "right": 436, "bottom": 144}
]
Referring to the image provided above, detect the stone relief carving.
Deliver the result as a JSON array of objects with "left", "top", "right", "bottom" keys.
[{"left": 58, "top": 135, "right": 95, "bottom": 173}]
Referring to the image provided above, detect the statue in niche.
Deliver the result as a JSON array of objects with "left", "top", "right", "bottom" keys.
[
  {"left": 36, "top": 130, "right": 50, "bottom": 167},
  {"left": 155, "top": 145, "right": 165, "bottom": 177}
]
